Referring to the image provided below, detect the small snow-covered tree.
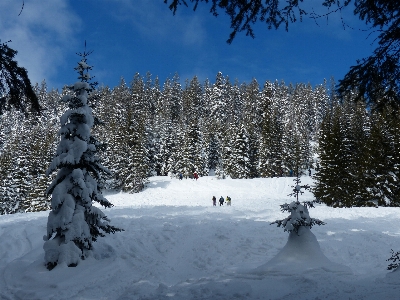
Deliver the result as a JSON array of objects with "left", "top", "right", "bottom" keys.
[
  {"left": 271, "top": 175, "right": 325, "bottom": 233},
  {"left": 387, "top": 249, "right": 400, "bottom": 271},
  {"left": 43, "top": 46, "right": 122, "bottom": 270},
  {"left": 258, "top": 174, "right": 349, "bottom": 275}
]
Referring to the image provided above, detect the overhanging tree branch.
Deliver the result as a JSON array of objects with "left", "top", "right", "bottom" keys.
[
  {"left": 0, "top": 41, "right": 40, "bottom": 114},
  {"left": 165, "top": 0, "right": 400, "bottom": 108},
  {"left": 164, "top": 0, "right": 349, "bottom": 43}
]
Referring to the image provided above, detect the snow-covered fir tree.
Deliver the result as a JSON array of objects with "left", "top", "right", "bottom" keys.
[
  {"left": 313, "top": 102, "right": 349, "bottom": 207},
  {"left": 271, "top": 175, "right": 325, "bottom": 233},
  {"left": 229, "top": 124, "right": 250, "bottom": 179},
  {"left": 3, "top": 64, "right": 400, "bottom": 214},
  {"left": 206, "top": 133, "right": 220, "bottom": 174},
  {"left": 178, "top": 77, "right": 206, "bottom": 177},
  {"left": 43, "top": 46, "right": 122, "bottom": 270},
  {"left": 387, "top": 249, "right": 400, "bottom": 271}
]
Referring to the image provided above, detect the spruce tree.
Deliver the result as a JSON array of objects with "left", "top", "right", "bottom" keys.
[
  {"left": 206, "top": 133, "right": 220, "bottom": 174},
  {"left": 43, "top": 46, "right": 122, "bottom": 270},
  {"left": 0, "top": 41, "right": 40, "bottom": 114},
  {"left": 230, "top": 124, "right": 250, "bottom": 179},
  {"left": 170, "top": 73, "right": 183, "bottom": 123},
  {"left": 209, "top": 72, "right": 228, "bottom": 131},
  {"left": 271, "top": 175, "right": 325, "bottom": 233},
  {"left": 314, "top": 102, "right": 352, "bottom": 207},
  {"left": 107, "top": 78, "right": 131, "bottom": 189},
  {"left": 178, "top": 120, "right": 205, "bottom": 177},
  {"left": 258, "top": 81, "right": 275, "bottom": 177},
  {"left": 228, "top": 79, "right": 243, "bottom": 127},
  {"left": 364, "top": 110, "right": 400, "bottom": 206},
  {"left": 0, "top": 115, "right": 31, "bottom": 214},
  {"left": 242, "top": 78, "right": 261, "bottom": 178},
  {"left": 126, "top": 73, "right": 149, "bottom": 192},
  {"left": 313, "top": 106, "right": 338, "bottom": 206}
]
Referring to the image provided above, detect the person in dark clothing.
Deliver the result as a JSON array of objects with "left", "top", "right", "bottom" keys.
[
  {"left": 219, "top": 196, "right": 224, "bottom": 206},
  {"left": 193, "top": 171, "right": 198, "bottom": 180},
  {"left": 308, "top": 168, "right": 312, "bottom": 176},
  {"left": 179, "top": 173, "right": 183, "bottom": 180},
  {"left": 212, "top": 196, "right": 216, "bottom": 206}
]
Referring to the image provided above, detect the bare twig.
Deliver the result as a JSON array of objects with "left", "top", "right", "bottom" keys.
[{"left": 18, "top": 0, "right": 24, "bottom": 17}]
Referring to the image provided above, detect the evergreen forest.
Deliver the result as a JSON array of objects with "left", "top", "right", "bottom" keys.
[{"left": 1, "top": 71, "right": 399, "bottom": 214}]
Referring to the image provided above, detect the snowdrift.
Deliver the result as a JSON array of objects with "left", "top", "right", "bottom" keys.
[
  {"left": 253, "top": 226, "right": 352, "bottom": 275},
  {"left": 1, "top": 176, "right": 400, "bottom": 300}
]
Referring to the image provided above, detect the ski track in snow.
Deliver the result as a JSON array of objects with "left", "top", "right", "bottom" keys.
[{"left": 1, "top": 176, "right": 400, "bottom": 299}]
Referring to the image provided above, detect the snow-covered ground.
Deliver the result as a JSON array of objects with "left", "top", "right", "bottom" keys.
[{"left": 1, "top": 176, "right": 400, "bottom": 299}]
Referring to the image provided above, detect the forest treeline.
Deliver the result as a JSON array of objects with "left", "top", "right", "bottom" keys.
[{"left": 0, "top": 72, "right": 399, "bottom": 214}]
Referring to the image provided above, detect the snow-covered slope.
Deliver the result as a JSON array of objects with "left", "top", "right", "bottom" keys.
[{"left": 1, "top": 176, "right": 400, "bottom": 299}]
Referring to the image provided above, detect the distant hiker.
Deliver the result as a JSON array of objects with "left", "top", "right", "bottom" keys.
[
  {"left": 219, "top": 196, "right": 224, "bottom": 206},
  {"left": 179, "top": 173, "right": 183, "bottom": 180},
  {"left": 289, "top": 169, "right": 293, "bottom": 177},
  {"left": 226, "top": 196, "right": 231, "bottom": 206},
  {"left": 212, "top": 196, "right": 216, "bottom": 206},
  {"left": 308, "top": 168, "right": 311, "bottom": 176},
  {"left": 193, "top": 171, "right": 199, "bottom": 181}
]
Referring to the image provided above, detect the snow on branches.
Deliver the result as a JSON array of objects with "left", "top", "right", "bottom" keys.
[
  {"left": 387, "top": 249, "right": 400, "bottom": 271},
  {"left": 43, "top": 44, "right": 122, "bottom": 270},
  {"left": 271, "top": 176, "right": 325, "bottom": 233}
]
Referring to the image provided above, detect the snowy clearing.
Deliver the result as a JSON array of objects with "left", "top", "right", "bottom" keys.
[{"left": 1, "top": 176, "right": 400, "bottom": 299}]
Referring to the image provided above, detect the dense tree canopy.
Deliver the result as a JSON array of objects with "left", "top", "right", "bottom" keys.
[
  {"left": 165, "top": 0, "right": 400, "bottom": 108},
  {"left": 338, "top": 0, "right": 400, "bottom": 109},
  {"left": 0, "top": 41, "right": 39, "bottom": 114},
  {"left": 2, "top": 70, "right": 400, "bottom": 212}
]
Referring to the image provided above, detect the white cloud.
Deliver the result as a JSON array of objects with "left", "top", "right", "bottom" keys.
[{"left": 0, "top": 0, "right": 82, "bottom": 88}]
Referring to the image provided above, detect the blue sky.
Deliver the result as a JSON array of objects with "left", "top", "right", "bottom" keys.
[{"left": 1, "top": 0, "right": 378, "bottom": 90}]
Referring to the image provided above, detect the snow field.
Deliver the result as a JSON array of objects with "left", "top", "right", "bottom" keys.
[{"left": 1, "top": 176, "right": 400, "bottom": 299}]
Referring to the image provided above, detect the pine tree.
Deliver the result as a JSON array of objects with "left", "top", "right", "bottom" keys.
[
  {"left": 0, "top": 41, "right": 40, "bottom": 114},
  {"left": 178, "top": 76, "right": 206, "bottom": 176},
  {"left": 0, "top": 80, "right": 61, "bottom": 215},
  {"left": 364, "top": 109, "right": 400, "bottom": 206},
  {"left": 0, "top": 114, "right": 31, "bottom": 214},
  {"left": 220, "top": 126, "right": 234, "bottom": 178},
  {"left": 387, "top": 249, "right": 400, "bottom": 271},
  {"left": 206, "top": 133, "right": 220, "bottom": 174},
  {"left": 43, "top": 46, "right": 122, "bottom": 270},
  {"left": 24, "top": 119, "right": 55, "bottom": 212},
  {"left": 313, "top": 102, "right": 351, "bottom": 207},
  {"left": 343, "top": 99, "right": 371, "bottom": 206},
  {"left": 182, "top": 76, "right": 203, "bottom": 126},
  {"left": 242, "top": 78, "right": 261, "bottom": 178},
  {"left": 265, "top": 109, "right": 286, "bottom": 177},
  {"left": 227, "top": 79, "right": 243, "bottom": 127},
  {"left": 209, "top": 72, "right": 228, "bottom": 131},
  {"left": 151, "top": 77, "right": 165, "bottom": 176},
  {"left": 177, "top": 120, "right": 205, "bottom": 177},
  {"left": 170, "top": 73, "right": 183, "bottom": 123},
  {"left": 258, "top": 80, "right": 275, "bottom": 177},
  {"left": 106, "top": 78, "right": 135, "bottom": 190},
  {"left": 127, "top": 73, "right": 149, "bottom": 192},
  {"left": 271, "top": 175, "right": 325, "bottom": 233},
  {"left": 144, "top": 72, "right": 159, "bottom": 177},
  {"left": 230, "top": 124, "right": 250, "bottom": 178}
]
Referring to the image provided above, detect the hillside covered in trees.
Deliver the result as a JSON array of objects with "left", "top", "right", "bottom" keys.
[{"left": 0, "top": 72, "right": 399, "bottom": 214}]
